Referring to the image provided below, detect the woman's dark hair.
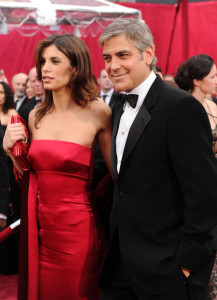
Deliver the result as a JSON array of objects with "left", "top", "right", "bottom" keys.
[
  {"left": 0, "top": 82, "right": 15, "bottom": 113},
  {"left": 34, "top": 33, "right": 99, "bottom": 127},
  {"left": 174, "top": 54, "right": 214, "bottom": 92}
]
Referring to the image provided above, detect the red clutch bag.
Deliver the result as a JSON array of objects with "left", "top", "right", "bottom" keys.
[{"left": 10, "top": 115, "right": 30, "bottom": 171}]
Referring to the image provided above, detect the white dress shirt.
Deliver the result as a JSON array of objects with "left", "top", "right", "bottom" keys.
[
  {"left": 116, "top": 71, "right": 156, "bottom": 173},
  {"left": 100, "top": 88, "right": 114, "bottom": 105},
  {"left": 14, "top": 95, "right": 26, "bottom": 111}
]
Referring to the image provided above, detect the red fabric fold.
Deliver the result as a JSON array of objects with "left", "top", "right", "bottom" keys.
[{"left": 27, "top": 172, "right": 39, "bottom": 300}]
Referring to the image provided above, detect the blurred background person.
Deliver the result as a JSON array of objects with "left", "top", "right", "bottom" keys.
[
  {"left": 163, "top": 73, "right": 174, "bottom": 81},
  {"left": 0, "top": 69, "right": 8, "bottom": 84},
  {"left": 0, "top": 127, "right": 9, "bottom": 232},
  {"left": 25, "top": 77, "right": 35, "bottom": 101},
  {"left": 19, "top": 66, "right": 44, "bottom": 125},
  {"left": 98, "top": 68, "right": 114, "bottom": 108},
  {"left": 11, "top": 72, "right": 28, "bottom": 113},
  {"left": 0, "top": 81, "right": 20, "bottom": 275},
  {"left": 0, "top": 82, "right": 17, "bottom": 126},
  {"left": 154, "top": 65, "right": 163, "bottom": 79},
  {"left": 175, "top": 54, "right": 217, "bottom": 154}
]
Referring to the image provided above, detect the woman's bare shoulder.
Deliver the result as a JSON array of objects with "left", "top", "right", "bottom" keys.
[
  {"left": 28, "top": 107, "right": 39, "bottom": 130},
  {"left": 90, "top": 97, "right": 112, "bottom": 118}
]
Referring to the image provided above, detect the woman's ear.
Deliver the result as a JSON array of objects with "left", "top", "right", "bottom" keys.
[
  {"left": 72, "top": 66, "right": 78, "bottom": 77},
  {"left": 193, "top": 78, "right": 201, "bottom": 87}
]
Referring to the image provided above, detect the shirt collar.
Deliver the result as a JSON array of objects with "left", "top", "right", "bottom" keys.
[
  {"left": 101, "top": 88, "right": 114, "bottom": 97},
  {"left": 14, "top": 95, "right": 26, "bottom": 103},
  {"left": 126, "top": 71, "right": 156, "bottom": 112}
]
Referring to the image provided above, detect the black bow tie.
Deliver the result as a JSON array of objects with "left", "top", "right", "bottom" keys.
[{"left": 113, "top": 92, "right": 138, "bottom": 108}]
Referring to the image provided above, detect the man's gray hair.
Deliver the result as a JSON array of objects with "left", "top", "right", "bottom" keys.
[{"left": 99, "top": 18, "right": 157, "bottom": 70}]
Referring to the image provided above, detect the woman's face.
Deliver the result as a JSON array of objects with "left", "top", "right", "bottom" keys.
[
  {"left": 0, "top": 84, "right": 5, "bottom": 106},
  {"left": 25, "top": 80, "right": 35, "bottom": 99},
  {"left": 41, "top": 44, "right": 75, "bottom": 92},
  {"left": 199, "top": 64, "right": 217, "bottom": 95}
]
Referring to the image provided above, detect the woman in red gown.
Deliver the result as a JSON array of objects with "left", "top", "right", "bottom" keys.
[{"left": 3, "top": 33, "right": 112, "bottom": 300}]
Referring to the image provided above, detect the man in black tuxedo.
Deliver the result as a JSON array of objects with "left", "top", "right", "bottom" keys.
[
  {"left": 98, "top": 18, "right": 217, "bottom": 300},
  {"left": 11, "top": 73, "right": 28, "bottom": 113},
  {"left": 98, "top": 68, "right": 115, "bottom": 108},
  {"left": 19, "top": 66, "right": 44, "bottom": 125},
  {"left": 0, "top": 129, "right": 9, "bottom": 231}
]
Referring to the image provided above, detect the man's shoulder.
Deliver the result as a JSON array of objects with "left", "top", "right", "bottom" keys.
[
  {"left": 159, "top": 79, "right": 194, "bottom": 104},
  {"left": 20, "top": 97, "right": 36, "bottom": 112}
]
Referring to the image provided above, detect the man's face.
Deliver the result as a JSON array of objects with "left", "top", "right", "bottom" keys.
[
  {"left": 12, "top": 74, "right": 27, "bottom": 98},
  {"left": 98, "top": 69, "right": 113, "bottom": 93},
  {"left": 102, "top": 34, "right": 154, "bottom": 92},
  {"left": 29, "top": 67, "right": 44, "bottom": 98}
]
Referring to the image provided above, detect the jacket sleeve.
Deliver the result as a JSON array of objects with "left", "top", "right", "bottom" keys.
[{"left": 168, "top": 95, "right": 217, "bottom": 271}]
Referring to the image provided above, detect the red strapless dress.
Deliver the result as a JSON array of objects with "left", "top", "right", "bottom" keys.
[{"left": 27, "top": 140, "right": 106, "bottom": 300}]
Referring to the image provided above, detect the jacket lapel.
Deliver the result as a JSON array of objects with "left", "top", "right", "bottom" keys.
[
  {"left": 111, "top": 105, "right": 124, "bottom": 179},
  {"left": 120, "top": 76, "right": 164, "bottom": 169}
]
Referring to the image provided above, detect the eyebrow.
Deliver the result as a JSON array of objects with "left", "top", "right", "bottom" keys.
[
  {"left": 41, "top": 56, "right": 61, "bottom": 60},
  {"left": 103, "top": 49, "right": 132, "bottom": 57}
]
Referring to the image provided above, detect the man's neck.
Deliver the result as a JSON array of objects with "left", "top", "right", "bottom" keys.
[
  {"left": 102, "top": 88, "right": 113, "bottom": 94},
  {"left": 14, "top": 95, "right": 25, "bottom": 102}
]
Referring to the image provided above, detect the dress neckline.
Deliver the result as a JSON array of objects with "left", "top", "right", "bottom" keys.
[{"left": 31, "top": 139, "right": 95, "bottom": 152}]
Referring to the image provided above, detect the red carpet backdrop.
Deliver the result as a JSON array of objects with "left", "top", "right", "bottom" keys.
[{"left": 0, "top": 0, "right": 216, "bottom": 86}]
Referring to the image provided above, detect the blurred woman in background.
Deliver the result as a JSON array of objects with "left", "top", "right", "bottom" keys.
[
  {"left": 0, "top": 81, "right": 20, "bottom": 274},
  {"left": 0, "top": 82, "right": 17, "bottom": 127},
  {"left": 25, "top": 77, "right": 35, "bottom": 100},
  {"left": 175, "top": 54, "right": 217, "bottom": 154},
  {"left": 175, "top": 54, "right": 217, "bottom": 299}
]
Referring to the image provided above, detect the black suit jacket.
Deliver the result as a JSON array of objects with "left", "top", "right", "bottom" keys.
[
  {"left": 0, "top": 129, "right": 9, "bottom": 215},
  {"left": 100, "top": 76, "right": 217, "bottom": 297},
  {"left": 17, "top": 96, "right": 28, "bottom": 114},
  {"left": 19, "top": 96, "right": 39, "bottom": 125}
]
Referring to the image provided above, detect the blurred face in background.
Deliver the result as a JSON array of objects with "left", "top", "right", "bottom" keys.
[
  {"left": 12, "top": 73, "right": 27, "bottom": 98},
  {"left": 25, "top": 79, "right": 35, "bottom": 100},
  {"left": 0, "top": 83, "right": 5, "bottom": 107},
  {"left": 98, "top": 69, "right": 113, "bottom": 93},
  {"left": 29, "top": 67, "right": 44, "bottom": 98},
  {"left": 198, "top": 64, "right": 217, "bottom": 95}
]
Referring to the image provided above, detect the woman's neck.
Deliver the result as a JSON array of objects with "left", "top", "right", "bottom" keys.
[
  {"left": 0, "top": 105, "right": 4, "bottom": 115},
  {"left": 52, "top": 88, "right": 76, "bottom": 112},
  {"left": 191, "top": 90, "right": 206, "bottom": 104}
]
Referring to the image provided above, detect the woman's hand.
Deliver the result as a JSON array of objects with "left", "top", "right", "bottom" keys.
[
  {"left": 181, "top": 267, "right": 191, "bottom": 278},
  {"left": 3, "top": 121, "right": 26, "bottom": 156}
]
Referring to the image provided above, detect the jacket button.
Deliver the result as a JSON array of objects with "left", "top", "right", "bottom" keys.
[{"left": 120, "top": 192, "right": 124, "bottom": 197}]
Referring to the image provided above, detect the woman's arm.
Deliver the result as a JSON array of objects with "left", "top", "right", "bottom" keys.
[
  {"left": 97, "top": 105, "right": 113, "bottom": 177},
  {"left": 3, "top": 121, "right": 26, "bottom": 175}
]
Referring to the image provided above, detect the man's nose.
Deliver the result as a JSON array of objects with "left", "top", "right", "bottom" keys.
[{"left": 110, "top": 58, "right": 120, "bottom": 71}]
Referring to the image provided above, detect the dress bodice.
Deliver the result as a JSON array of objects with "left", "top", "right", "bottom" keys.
[
  {"left": 28, "top": 140, "right": 96, "bottom": 207},
  {"left": 28, "top": 139, "right": 95, "bottom": 176}
]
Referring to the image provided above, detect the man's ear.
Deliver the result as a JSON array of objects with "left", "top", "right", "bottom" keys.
[{"left": 143, "top": 46, "right": 154, "bottom": 66}]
